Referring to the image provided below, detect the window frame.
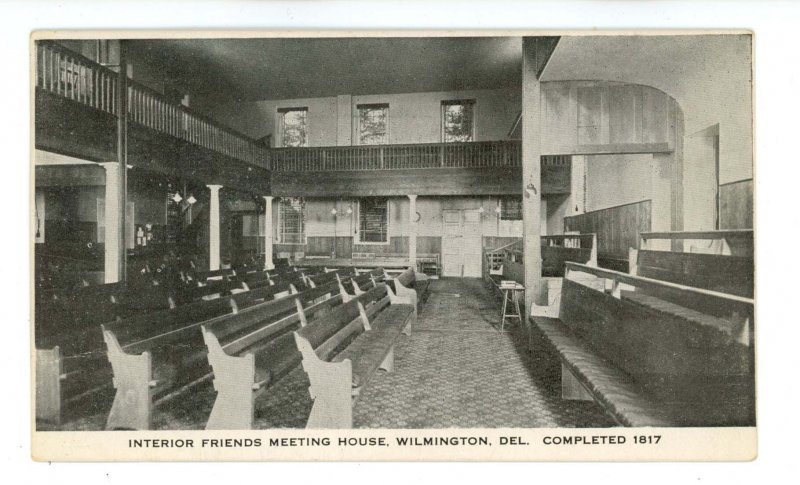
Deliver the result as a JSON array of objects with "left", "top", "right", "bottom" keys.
[
  {"left": 276, "top": 197, "right": 306, "bottom": 245},
  {"left": 356, "top": 103, "right": 390, "bottom": 146},
  {"left": 355, "top": 197, "right": 390, "bottom": 245},
  {"left": 499, "top": 195, "right": 523, "bottom": 221},
  {"left": 277, "top": 106, "right": 309, "bottom": 148},
  {"left": 441, "top": 99, "right": 476, "bottom": 143}
]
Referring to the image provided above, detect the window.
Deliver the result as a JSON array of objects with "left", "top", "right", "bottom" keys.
[
  {"left": 357, "top": 104, "right": 389, "bottom": 145},
  {"left": 442, "top": 100, "right": 475, "bottom": 142},
  {"left": 499, "top": 196, "right": 523, "bottom": 221},
  {"left": 279, "top": 107, "right": 308, "bottom": 147},
  {"left": 278, "top": 198, "right": 305, "bottom": 244},
  {"left": 358, "top": 197, "right": 389, "bottom": 243}
]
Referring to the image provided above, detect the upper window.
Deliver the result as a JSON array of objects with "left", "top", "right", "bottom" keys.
[
  {"left": 499, "top": 196, "right": 523, "bottom": 221},
  {"left": 278, "top": 197, "right": 305, "bottom": 244},
  {"left": 279, "top": 107, "right": 308, "bottom": 147},
  {"left": 442, "top": 100, "right": 475, "bottom": 143},
  {"left": 358, "top": 197, "right": 389, "bottom": 243},
  {"left": 357, "top": 103, "right": 389, "bottom": 145}
]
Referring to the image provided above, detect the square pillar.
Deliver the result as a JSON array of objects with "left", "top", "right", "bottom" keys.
[
  {"left": 263, "top": 195, "right": 275, "bottom": 270},
  {"left": 522, "top": 38, "right": 545, "bottom": 312},
  {"left": 408, "top": 194, "right": 418, "bottom": 267},
  {"left": 100, "top": 162, "right": 125, "bottom": 283},
  {"left": 207, "top": 184, "right": 223, "bottom": 270}
]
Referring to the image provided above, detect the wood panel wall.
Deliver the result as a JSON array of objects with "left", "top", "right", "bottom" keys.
[
  {"left": 564, "top": 199, "right": 651, "bottom": 269},
  {"left": 719, "top": 179, "right": 753, "bottom": 230}
]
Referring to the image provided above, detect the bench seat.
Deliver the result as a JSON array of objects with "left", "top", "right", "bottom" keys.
[
  {"left": 332, "top": 304, "right": 414, "bottom": 388},
  {"left": 533, "top": 316, "right": 674, "bottom": 427}
]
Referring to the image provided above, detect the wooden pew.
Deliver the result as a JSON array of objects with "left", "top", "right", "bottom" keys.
[
  {"left": 200, "top": 276, "right": 360, "bottom": 429},
  {"left": 630, "top": 230, "right": 754, "bottom": 298},
  {"left": 386, "top": 267, "right": 429, "bottom": 313},
  {"left": 531, "top": 262, "right": 754, "bottom": 427},
  {"left": 99, "top": 269, "right": 355, "bottom": 430},
  {"left": 35, "top": 296, "right": 235, "bottom": 426},
  {"left": 293, "top": 280, "right": 415, "bottom": 428}
]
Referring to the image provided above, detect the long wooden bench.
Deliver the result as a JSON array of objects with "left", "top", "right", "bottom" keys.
[
  {"left": 35, "top": 295, "right": 235, "bottom": 426},
  {"left": 630, "top": 230, "right": 754, "bottom": 298},
  {"left": 100, "top": 269, "right": 355, "bottom": 430},
  {"left": 530, "top": 262, "right": 754, "bottom": 427},
  {"left": 199, "top": 273, "right": 367, "bottom": 429},
  {"left": 293, "top": 280, "right": 415, "bottom": 428},
  {"left": 35, "top": 266, "right": 319, "bottom": 427}
]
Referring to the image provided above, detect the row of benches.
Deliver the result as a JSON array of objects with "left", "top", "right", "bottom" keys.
[
  {"left": 35, "top": 263, "right": 310, "bottom": 425},
  {"left": 529, "top": 230, "right": 755, "bottom": 427},
  {"left": 37, "top": 263, "right": 431, "bottom": 429}
]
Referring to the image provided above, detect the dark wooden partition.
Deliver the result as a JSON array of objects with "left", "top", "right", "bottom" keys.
[
  {"left": 719, "top": 179, "right": 753, "bottom": 230},
  {"left": 564, "top": 200, "right": 651, "bottom": 271}
]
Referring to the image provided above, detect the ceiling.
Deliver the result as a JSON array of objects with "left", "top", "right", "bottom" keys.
[
  {"left": 126, "top": 37, "right": 523, "bottom": 104},
  {"left": 541, "top": 34, "right": 752, "bottom": 108}
]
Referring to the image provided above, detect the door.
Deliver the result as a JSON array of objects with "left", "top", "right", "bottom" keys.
[
  {"left": 462, "top": 209, "right": 482, "bottom": 277},
  {"left": 441, "top": 210, "right": 463, "bottom": 277},
  {"left": 441, "top": 209, "right": 483, "bottom": 278}
]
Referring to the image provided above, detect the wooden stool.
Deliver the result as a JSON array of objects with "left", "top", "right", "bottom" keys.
[{"left": 499, "top": 281, "right": 524, "bottom": 331}]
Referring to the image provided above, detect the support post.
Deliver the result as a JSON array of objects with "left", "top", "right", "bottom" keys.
[
  {"left": 263, "top": 196, "right": 275, "bottom": 270},
  {"left": 522, "top": 38, "right": 545, "bottom": 312},
  {"left": 207, "top": 184, "right": 223, "bottom": 271},
  {"left": 100, "top": 162, "right": 124, "bottom": 283},
  {"left": 408, "top": 194, "right": 417, "bottom": 268}
]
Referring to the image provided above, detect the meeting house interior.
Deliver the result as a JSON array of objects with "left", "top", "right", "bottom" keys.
[{"left": 33, "top": 35, "right": 755, "bottom": 431}]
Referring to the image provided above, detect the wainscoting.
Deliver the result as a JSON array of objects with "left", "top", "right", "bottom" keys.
[
  {"left": 719, "top": 179, "right": 753, "bottom": 230},
  {"left": 564, "top": 199, "right": 652, "bottom": 271}
]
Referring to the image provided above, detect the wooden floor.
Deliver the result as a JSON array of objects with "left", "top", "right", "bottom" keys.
[{"left": 50, "top": 278, "right": 614, "bottom": 430}]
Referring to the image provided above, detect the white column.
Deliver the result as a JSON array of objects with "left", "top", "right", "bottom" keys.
[
  {"left": 408, "top": 194, "right": 418, "bottom": 268},
  {"left": 522, "top": 38, "right": 544, "bottom": 311},
  {"left": 263, "top": 195, "right": 275, "bottom": 270},
  {"left": 207, "top": 184, "right": 223, "bottom": 271},
  {"left": 100, "top": 162, "right": 124, "bottom": 283}
]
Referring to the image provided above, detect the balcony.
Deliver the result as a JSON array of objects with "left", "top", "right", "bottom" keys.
[
  {"left": 269, "top": 140, "right": 521, "bottom": 172},
  {"left": 34, "top": 41, "right": 270, "bottom": 193}
]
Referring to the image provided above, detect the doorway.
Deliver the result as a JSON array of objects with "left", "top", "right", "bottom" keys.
[{"left": 441, "top": 209, "right": 482, "bottom": 278}]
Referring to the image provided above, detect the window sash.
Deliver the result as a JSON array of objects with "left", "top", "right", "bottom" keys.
[
  {"left": 279, "top": 108, "right": 308, "bottom": 148},
  {"left": 442, "top": 100, "right": 475, "bottom": 143},
  {"left": 357, "top": 103, "right": 389, "bottom": 145},
  {"left": 499, "top": 196, "right": 523, "bottom": 221},
  {"left": 358, "top": 197, "right": 389, "bottom": 243},
  {"left": 278, "top": 198, "right": 305, "bottom": 244}
]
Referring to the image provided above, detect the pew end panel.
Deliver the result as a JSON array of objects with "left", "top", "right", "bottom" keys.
[
  {"left": 102, "top": 326, "right": 155, "bottom": 430},
  {"left": 35, "top": 346, "right": 64, "bottom": 425},
  {"left": 202, "top": 325, "right": 257, "bottom": 430},
  {"left": 293, "top": 332, "right": 354, "bottom": 429}
]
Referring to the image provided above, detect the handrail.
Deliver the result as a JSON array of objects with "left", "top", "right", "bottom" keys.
[{"left": 269, "top": 140, "right": 521, "bottom": 171}]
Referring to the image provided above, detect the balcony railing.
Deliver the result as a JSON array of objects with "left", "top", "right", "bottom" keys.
[
  {"left": 269, "top": 140, "right": 522, "bottom": 172},
  {"left": 36, "top": 40, "right": 119, "bottom": 116},
  {"left": 36, "top": 41, "right": 269, "bottom": 169}
]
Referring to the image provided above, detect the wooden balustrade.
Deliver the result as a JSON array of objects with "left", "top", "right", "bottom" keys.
[
  {"left": 269, "top": 140, "right": 522, "bottom": 172},
  {"left": 36, "top": 40, "right": 118, "bottom": 115},
  {"left": 36, "top": 40, "right": 269, "bottom": 169}
]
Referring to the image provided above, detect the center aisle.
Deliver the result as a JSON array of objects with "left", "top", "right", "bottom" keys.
[{"left": 351, "top": 278, "right": 614, "bottom": 428}]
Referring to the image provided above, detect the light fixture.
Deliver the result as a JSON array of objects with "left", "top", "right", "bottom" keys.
[
  {"left": 172, "top": 192, "right": 183, "bottom": 204},
  {"left": 346, "top": 206, "right": 353, "bottom": 215},
  {"left": 495, "top": 205, "right": 502, "bottom": 214},
  {"left": 331, "top": 208, "right": 338, "bottom": 216},
  {"left": 186, "top": 195, "right": 197, "bottom": 205},
  {"left": 478, "top": 206, "right": 485, "bottom": 214}
]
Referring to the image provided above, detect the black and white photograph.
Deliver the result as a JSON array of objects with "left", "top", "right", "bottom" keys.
[{"left": 30, "top": 30, "right": 757, "bottom": 460}]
